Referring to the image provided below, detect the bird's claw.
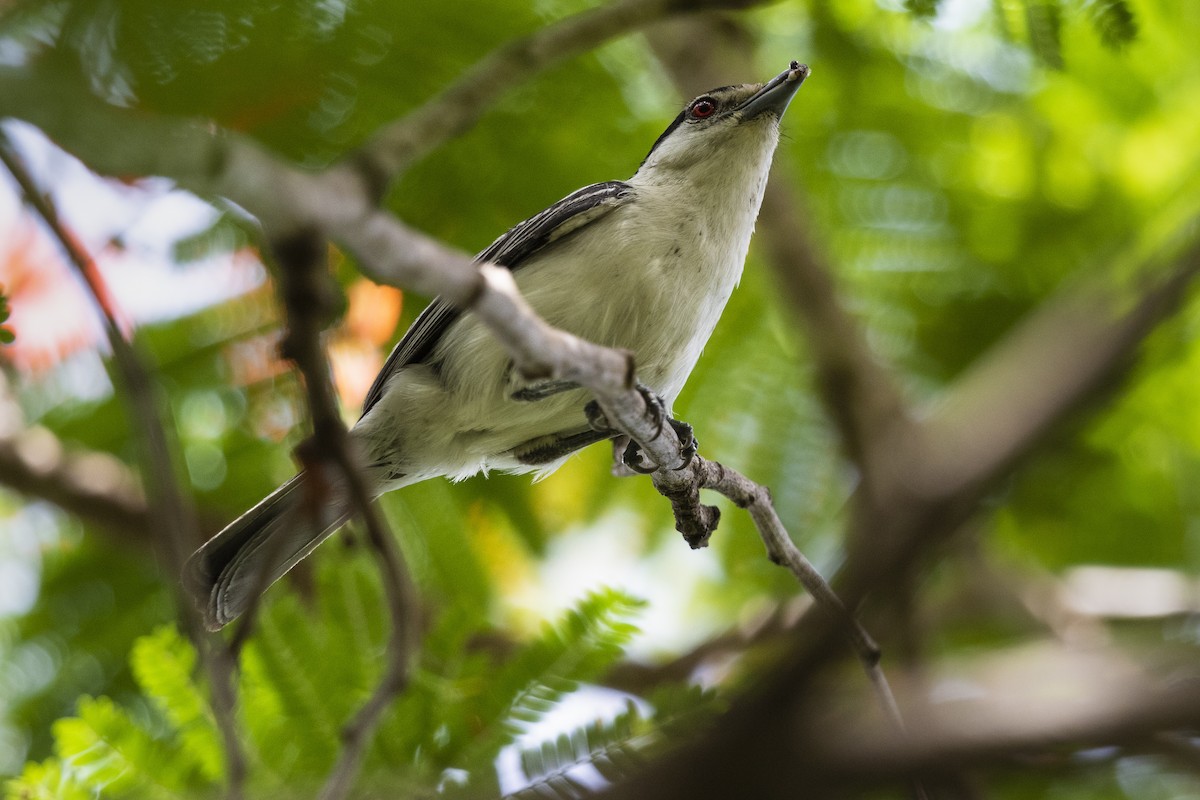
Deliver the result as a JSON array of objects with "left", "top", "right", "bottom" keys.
[
  {"left": 668, "top": 418, "right": 698, "bottom": 468},
  {"left": 623, "top": 386, "right": 698, "bottom": 472},
  {"left": 589, "top": 386, "right": 698, "bottom": 473},
  {"left": 584, "top": 399, "right": 610, "bottom": 433},
  {"left": 621, "top": 439, "right": 658, "bottom": 474}
]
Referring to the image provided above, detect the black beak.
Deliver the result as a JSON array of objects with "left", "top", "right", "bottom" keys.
[{"left": 736, "top": 61, "right": 809, "bottom": 119}]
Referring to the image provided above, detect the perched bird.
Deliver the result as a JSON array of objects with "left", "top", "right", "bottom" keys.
[{"left": 188, "top": 61, "right": 810, "bottom": 629}]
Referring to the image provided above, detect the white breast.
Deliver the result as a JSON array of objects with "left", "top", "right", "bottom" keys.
[{"left": 355, "top": 122, "right": 779, "bottom": 483}]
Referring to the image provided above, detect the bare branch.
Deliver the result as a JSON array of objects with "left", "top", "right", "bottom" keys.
[
  {"left": 806, "top": 640, "right": 1200, "bottom": 783},
  {"left": 616, "top": 639, "right": 1200, "bottom": 799},
  {"left": 639, "top": 450, "right": 919, "bottom": 745}
]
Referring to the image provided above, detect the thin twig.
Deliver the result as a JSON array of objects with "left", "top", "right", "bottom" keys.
[
  {"left": 648, "top": 454, "right": 912, "bottom": 727},
  {"left": 317, "top": 448, "right": 417, "bottom": 800},
  {"left": 0, "top": 133, "right": 248, "bottom": 798},
  {"left": 264, "top": 231, "right": 420, "bottom": 800}
]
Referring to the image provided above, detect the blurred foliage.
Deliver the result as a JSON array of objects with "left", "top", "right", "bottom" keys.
[
  {"left": 2, "top": 0, "right": 1200, "bottom": 797},
  {"left": 7, "top": 557, "right": 688, "bottom": 798}
]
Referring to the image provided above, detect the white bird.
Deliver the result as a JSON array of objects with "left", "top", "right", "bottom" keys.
[{"left": 187, "top": 61, "right": 810, "bottom": 629}]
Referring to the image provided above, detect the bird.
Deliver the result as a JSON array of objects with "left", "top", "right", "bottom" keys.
[{"left": 187, "top": 61, "right": 810, "bottom": 629}]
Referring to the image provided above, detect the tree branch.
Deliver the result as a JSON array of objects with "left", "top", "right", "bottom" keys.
[
  {"left": 0, "top": 428, "right": 151, "bottom": 540},
  {"left": 788, "top": 640, "right": 1200, "bottom": 786}
]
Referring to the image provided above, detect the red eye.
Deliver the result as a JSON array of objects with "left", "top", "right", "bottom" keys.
[{"left": 691, "top": 98, "right": 717, "bottom": 119}]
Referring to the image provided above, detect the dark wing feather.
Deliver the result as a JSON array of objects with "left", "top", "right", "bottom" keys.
[{"left": 358, "top": 180, "right": 634, "bottom": 419}]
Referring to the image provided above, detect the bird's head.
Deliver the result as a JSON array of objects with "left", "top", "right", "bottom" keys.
[{"left": 636, "top": 62, "right": 809, "bottom": 179}]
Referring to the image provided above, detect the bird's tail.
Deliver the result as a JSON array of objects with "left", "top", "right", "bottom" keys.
[{"left": 185, "top": 473, "right": 352, "bottom": 630}]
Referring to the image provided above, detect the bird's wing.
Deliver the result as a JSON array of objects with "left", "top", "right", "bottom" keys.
[{"left": 359, "top": 180, "right": 635, "bottom": 419}]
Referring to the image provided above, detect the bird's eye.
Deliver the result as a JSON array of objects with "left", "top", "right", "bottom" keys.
[{"left": 690, "top": 98, "right": 717, "bottom": 119}]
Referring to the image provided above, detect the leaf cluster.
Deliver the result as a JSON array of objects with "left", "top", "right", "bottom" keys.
[{"left": 5, "top": 554, "right": 707, "bottom": 798}]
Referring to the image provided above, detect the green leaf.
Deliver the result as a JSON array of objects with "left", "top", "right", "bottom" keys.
[
  {"left": 905, "top": 0, "right": 941, "bottom": 18},
  {"left": 0, "top": 286, "right": 14, "bottom": 344},
  {"left": 7, "top": 757, "right": 93, "bottom": 800},
  {"left": 130, "top": 626, "right": 225, "bottom": 782},
  {"left": 52, "top": 697, "right": 196, "bottom": 799},
  {"left": 1084, "top": 0, "right": 1137, "bottom": 49},
  {"left": 507, "top": 685, "right": 722, "bottom": 799},
  {"left": 509, "top": 705, "right": 641, "bottom": 800},
  {"left": 444, "top": 588, "right": 646, "bottom": 776},
  {"left": 1025, "top": 0, "right": 1064, "bottom": 69}
]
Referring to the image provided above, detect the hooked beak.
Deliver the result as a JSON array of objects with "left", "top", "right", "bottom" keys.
[{"left": 736, "top": 61, "right": 810, "bottom": 119}]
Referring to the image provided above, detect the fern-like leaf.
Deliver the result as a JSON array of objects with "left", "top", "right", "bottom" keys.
[
  {"left": 130, "top": 626, "right": 225, "bottom": 783},
  {"left": 506, "top": 685, "right": 723, "bottom": 800},
  {"left": 444, "top": 589, "right": 646, "bottom": 775},
  {"left": 50, "top": 697, "right": 198, "bottom": 799},
  {"left": 239, "top": 558, "right": 383, "bottom": 777},
  {"left": 507, "top": 705, "right": 643, "bottom": 800}
]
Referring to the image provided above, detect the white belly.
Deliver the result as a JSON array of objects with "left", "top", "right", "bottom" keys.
[{"left": 354, "top": 179, "right": 761, "bottom": 484}]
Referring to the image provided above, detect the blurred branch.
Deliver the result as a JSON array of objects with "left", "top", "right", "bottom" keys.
[
  {"left": 0, "top": 427, "right": 151, "bottom": 540},
  {"left": 602, "top": 636, "right": 1200, "bottom": 799},
  {"left": 261, "top": 233, "right": 421, "bottom": 800},
  {"left": 355, "top": 0, "right": 779, "bottom": 185},
  {"left": 778, "top": 641, "right": 1200, "bottom": 789},
  {"left": 803, "top": 641, "right": 1200, "bottom": 785},
  {"left": 840, "top": 238, "right": 1200, "bottom": 599},
  {"left": 0, "top": 135, "right": 248, "bottom": 799},
  {"left": 599, "top": 229, "right": 1200, "bottom": 799},
  {"left": 602, "top": 599, "right": 805, "bottom": 694}
]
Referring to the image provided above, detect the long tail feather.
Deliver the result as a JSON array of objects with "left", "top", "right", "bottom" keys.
[{"left": 184, "top": 473, "right": 350, "bottom": 630}]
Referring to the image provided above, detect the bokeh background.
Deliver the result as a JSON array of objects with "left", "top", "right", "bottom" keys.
[{"left": 3, "top": 0, "right": 1200, "bottom": 797}]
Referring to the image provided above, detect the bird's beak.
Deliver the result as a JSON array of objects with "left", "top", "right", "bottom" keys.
[{"left": 735, "top": 61, "right": 810, "bottom": 120}]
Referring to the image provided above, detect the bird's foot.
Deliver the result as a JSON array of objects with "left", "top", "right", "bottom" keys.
[
  {"left": 584, "top": 384, "right": 698, "bottom": 474},
  {"left": 622, "top": 417, "right": 698, "bottom": 473}
]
